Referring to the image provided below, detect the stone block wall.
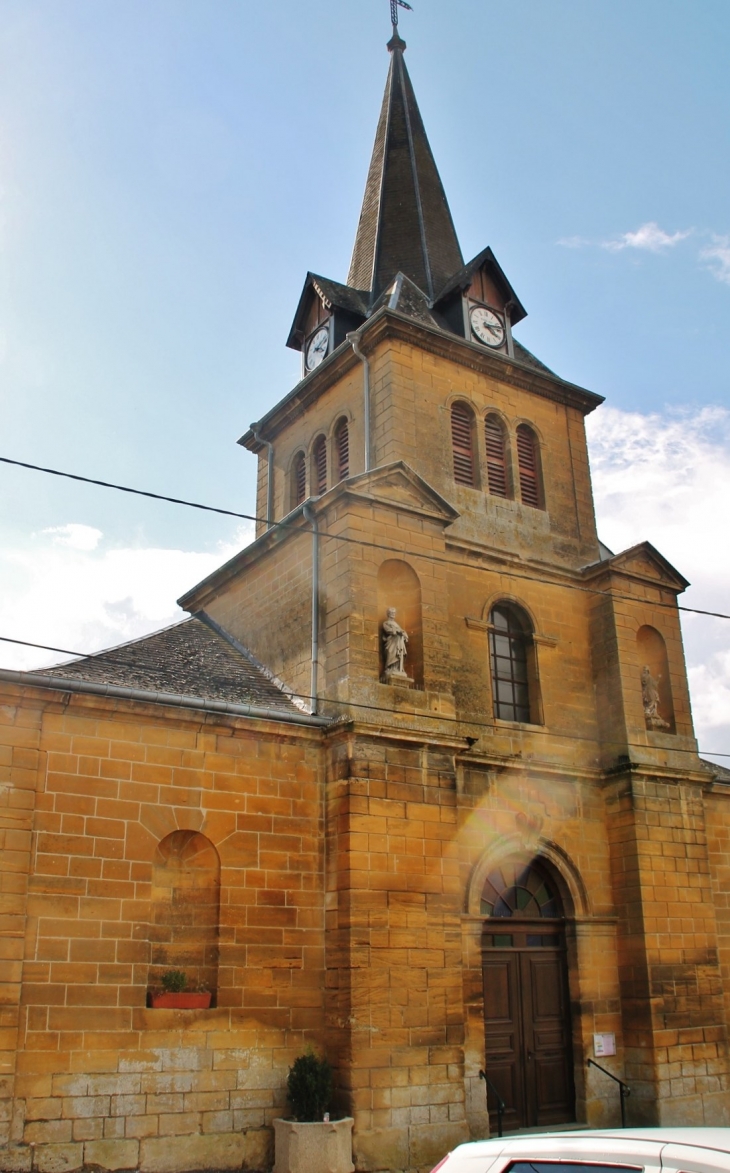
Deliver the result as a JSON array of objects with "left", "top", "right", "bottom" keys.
[
  {"left": 1, "top": 684, "right": 325, "bottom": 1173},
  {"left": 605, "top": 771, "right": 730, "bottom": 1126}
]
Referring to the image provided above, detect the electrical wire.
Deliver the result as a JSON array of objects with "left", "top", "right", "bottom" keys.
[
  {"left": 0, "top": 455, "right": 728, "bottom": 621},
  {"left": 2, "top": 632, "right": 728, "bottom": 761}
]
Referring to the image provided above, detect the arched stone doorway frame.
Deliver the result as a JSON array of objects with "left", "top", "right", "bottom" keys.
[
  {"left": 465, "top": 833, "right": 590, "bottom": 921},
  {"left": 465, "top": 834, "right": 591, "bottom": 1130}
]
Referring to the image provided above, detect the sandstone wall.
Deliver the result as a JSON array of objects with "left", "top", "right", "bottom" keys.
[{"left": 0, "top": 684, "right": 324, "bottom": 1173}]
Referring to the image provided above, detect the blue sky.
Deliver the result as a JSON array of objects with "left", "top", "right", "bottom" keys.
[{"left": 1, "top": 0, "right": 729, "bottom": 756}]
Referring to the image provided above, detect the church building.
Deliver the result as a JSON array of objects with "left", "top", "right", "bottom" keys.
[{"left": 1, "top": 14, "right": 730, "bottom": 1173}]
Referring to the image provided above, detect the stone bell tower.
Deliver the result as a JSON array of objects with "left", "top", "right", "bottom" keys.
[{"left": 179, "top": 9, "right": 728, "bottom": 1164}]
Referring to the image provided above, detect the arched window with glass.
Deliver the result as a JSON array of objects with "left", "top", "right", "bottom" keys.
[
  {"left": 489, "top": 603, "right": 538, "bottom": 724},
  {"left": 291, "top": 451, "right": 306, "bottom": 509}
]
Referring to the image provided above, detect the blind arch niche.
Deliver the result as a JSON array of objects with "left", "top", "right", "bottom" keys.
[
  {"left": 149, "top": 830, "right": 221, "bottom": 1000},
  {"left": 376, "top": 560, "right": 423, "bottom": 688},
  {"left": 637, "top": 625, "right": 675, "bottom": 733}
]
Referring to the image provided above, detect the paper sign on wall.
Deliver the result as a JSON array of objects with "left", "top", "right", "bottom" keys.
[{"left": 593, "top": 1033, "right": 616, "bottom": 1057}]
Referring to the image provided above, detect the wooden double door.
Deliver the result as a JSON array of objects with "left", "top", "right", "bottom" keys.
[{"left": 483, "top": 937, "right": 574, "bottom": 1132}]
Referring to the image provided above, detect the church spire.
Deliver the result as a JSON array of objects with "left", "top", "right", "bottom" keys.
[{"left": 347, "top": 22, "right": 463, "bottom": 301}]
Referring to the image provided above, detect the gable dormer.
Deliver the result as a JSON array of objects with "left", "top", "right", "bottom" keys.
[
  {"left": 433, "top": 246, "right": 527, "bottom": 356},
  {"left": 286, "top": 274, "right": 368, "bottom": 378}
]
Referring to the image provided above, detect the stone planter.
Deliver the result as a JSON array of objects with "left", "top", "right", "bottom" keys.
[
  {"left": 273, "top": 1117, "right": 354, "bottom": 1173},
  {"left": 149, "top": 991, "right": 212, "bottom": 1009}
]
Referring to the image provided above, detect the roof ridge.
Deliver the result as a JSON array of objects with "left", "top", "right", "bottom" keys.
[{"left": 195, "top": 611, "right": 311, "bottom": 714}]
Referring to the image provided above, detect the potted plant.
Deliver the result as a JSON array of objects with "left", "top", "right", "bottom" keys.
[
  {"left": 273, "top": 1051, "right": 353, "bottom": 1173},
  {"left": 149, "top": 969, "right": 212, "bottom": 1009}
]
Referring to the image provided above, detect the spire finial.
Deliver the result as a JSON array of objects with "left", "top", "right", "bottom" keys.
[{"left": 389, "top": 0, "right": 412, "bottom": 49}]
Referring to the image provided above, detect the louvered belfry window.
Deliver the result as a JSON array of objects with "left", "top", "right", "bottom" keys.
[
  {"left": 313, "top": 435, "right": 327, "bottom": 496},
  {"left": 516, "top": 424, "right": 541, "bottom": 508},
  {"left": 485, "top": 414, "right": 509, "bottom": 497},
  {"left": 335, "top": 419, "right": 349, "bottom": 481},
  {"left": 293, "top": 452, "right": 306, "bottom": 508},
  {"left": 451, "top": 402, "right": 475, "bottom": 487}
]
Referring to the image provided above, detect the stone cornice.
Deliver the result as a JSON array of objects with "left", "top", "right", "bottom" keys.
[{"left": 240, "top": 308, "right": 603, "bottom": 450}]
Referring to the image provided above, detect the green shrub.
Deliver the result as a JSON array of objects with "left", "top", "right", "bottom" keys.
[
  {"left": 286, "top": 1051, "right": 333, "bottom": 1122},
  {"left": 160, "top": 969, "right": 187, "bottom": 993}
]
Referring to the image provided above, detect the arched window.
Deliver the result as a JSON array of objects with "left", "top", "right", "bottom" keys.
[
  {"left": 292, "top": 451, "right": 306, "bottom": 508},
  {"left": 451, "top": 402, "right": 476, "bottom": 487},
  {"left": 489, "top": 604, "right": 534, "bottom": 723},
  {"left": 481, "top": 860, "right": 561, "bottom": 921},
  {"left": 312, "top": 435, "right": 327, "bottom": 496},
  {"left": 516, "top": 424, "right": 542, "bottom": 508},
  {"left": 335, "top": 418, "right": 349, "bottom": 481},
  {"left": 485, "top": 414, "right": 509, "bottom": 497}
]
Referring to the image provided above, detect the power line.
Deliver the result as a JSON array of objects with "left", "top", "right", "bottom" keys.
[
  {"left": 2, "top": 632, "right": 728, "bottom": 761},
  {"left": 1, "top": 454, "right": 728, "bottom": 621}
]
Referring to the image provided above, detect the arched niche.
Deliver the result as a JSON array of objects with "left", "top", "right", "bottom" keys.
[
  {"left": 637, "top": 625, "right": 675, "bottom": 733},
  {"left": 376, "top": 559, "right": 423, "bottom": 688},
  {"left": 149, "top": 830, "right": 221, "bottom": 999}
]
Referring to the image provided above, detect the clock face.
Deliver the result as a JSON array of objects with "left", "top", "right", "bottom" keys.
[
  {"left": 470, "top": 305, "right": 505, "bottom": 349},
  {"left": 306, "top": 326, "right": 330, "bottom": 371}
]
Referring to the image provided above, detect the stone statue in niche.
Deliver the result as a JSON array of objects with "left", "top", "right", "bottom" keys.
[
  {"left": 381, "top": 608, "right": 412, "bottom": 685},
  {"left": 641, "top": 665, "right": 670, "bottom": 730}
]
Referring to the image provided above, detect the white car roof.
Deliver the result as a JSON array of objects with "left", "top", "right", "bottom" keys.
[{"left": 449, "top": 1127, "right": 730, "bottom": 1156}]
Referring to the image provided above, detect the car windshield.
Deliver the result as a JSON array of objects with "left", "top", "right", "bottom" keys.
[{"left": 506, "top": 1164, "right": 643, "bottom": 1173}]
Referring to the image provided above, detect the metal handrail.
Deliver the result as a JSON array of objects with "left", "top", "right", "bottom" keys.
[
  {"left": 587, "top": 1058, "right": 630, "bottom": 1127},
  {"left": 478, "top": 1069, "right": 506, "bottom": 1138}
]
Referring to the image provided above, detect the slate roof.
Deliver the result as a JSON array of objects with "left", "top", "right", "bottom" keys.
[
  {"left": 286, "top": 273, "right": 369, "bottom": 351},
  {"left": 33, "top": 616, "right": 302, "bottom": 715},
  {"left": 347, "top": 33, "right": 463, "bottom": 300},
  {"left": 434, "top": 246, "right": 527, "bottom": 326}
]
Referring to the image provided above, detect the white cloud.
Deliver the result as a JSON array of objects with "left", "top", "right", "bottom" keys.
[
  {"left": 602, "top": 221, "right": 692, "bottom": 252},
  {"left": 701, "top": 234, "right": 730, "bottom": 285},
  {"left": 0, "top": 524, "right": 253, "bottom": 672},
  {"left": 586, "top": 405, "right": 730, "bottom": 763},
  {"left": 43, "top": 523, "right": 103, "bottom": 550}
]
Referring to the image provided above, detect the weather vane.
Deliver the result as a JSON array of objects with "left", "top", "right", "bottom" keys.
[{"left": 390, "top": 0, "right": 413, "bottom": 31}]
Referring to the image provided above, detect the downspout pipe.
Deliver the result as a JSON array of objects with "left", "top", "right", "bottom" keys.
[
  {"left": 302, "top": 503, "right": 320, "bottom": 716},
  {"left": 250, "top": 422, "right": 275, "bottom": 529},
  {"left": 347, "top": 332, "right": 371, "bottom": 472}
]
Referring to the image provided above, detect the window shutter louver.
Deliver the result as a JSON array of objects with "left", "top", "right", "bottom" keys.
[
  {"left": 485, "top": 415, "right": 508, "bottom": 497},
  {"left": 516, "top": 425, "right": 541, "bottom": 508},
  {"left": 335, "top": 420, "right": 349, "bottom": 481},
  {"left": 451, "top": 403, "right": 475, "bottom": 487},
  {"left": 293, "top": 453, "right": 306, "bottom": 507},
  {"left": 313, "top": 436, "right": 327, "bottom": 496}
]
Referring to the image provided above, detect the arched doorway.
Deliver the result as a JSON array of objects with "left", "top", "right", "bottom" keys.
[{"left": 481, "top": 858, "right": 574, "bottom": 1132}]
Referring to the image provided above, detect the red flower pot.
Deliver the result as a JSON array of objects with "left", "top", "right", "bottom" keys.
[{"left": 149, "top": 991, "right": 212, "bottom": 1009}]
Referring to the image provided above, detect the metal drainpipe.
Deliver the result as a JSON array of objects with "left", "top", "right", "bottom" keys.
[
  {"left": 347, "top": 332, "right": 371, "bottom": 471},
  {"left": 302, "top": 503, "right": 320, "bottom": 716},
  {"left": 250, "top": 422, "right": 274, "bottom": 529}
]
